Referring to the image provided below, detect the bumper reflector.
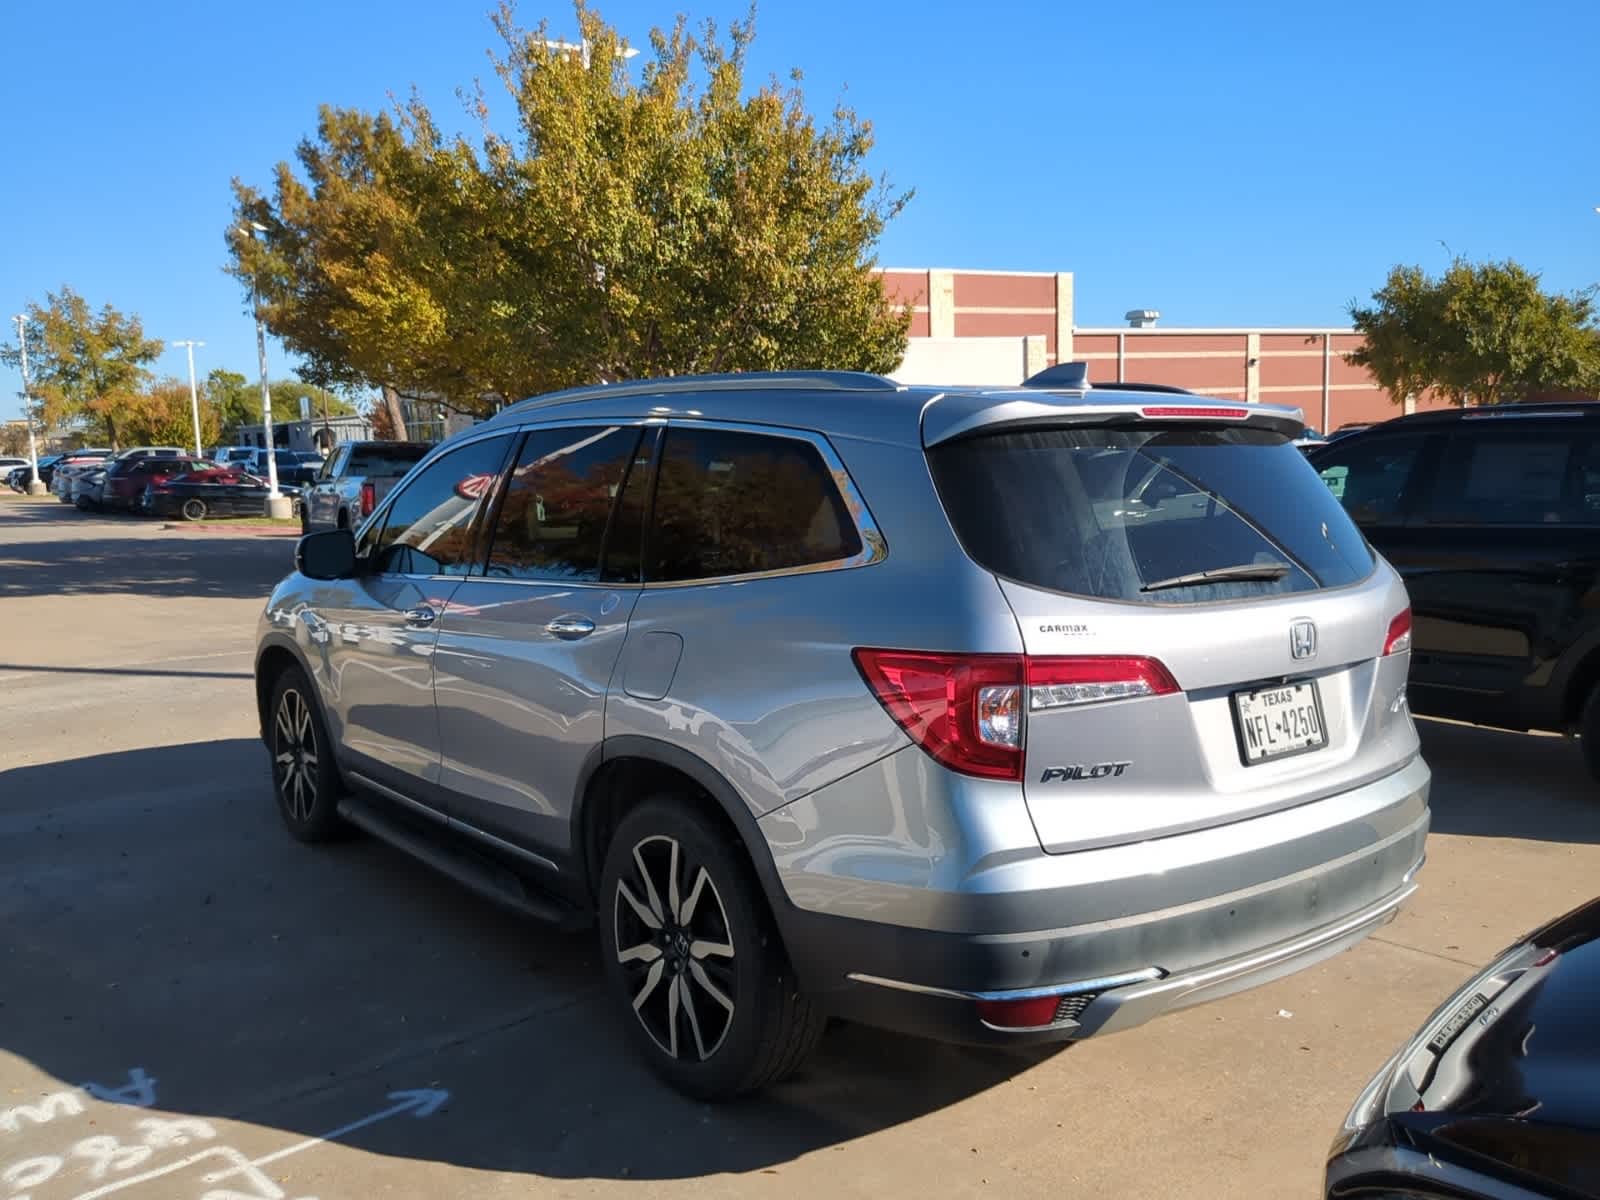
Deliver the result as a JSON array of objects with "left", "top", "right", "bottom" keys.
[{"left": 975, "top": 994, "right": 1062, "bottom": 1029}]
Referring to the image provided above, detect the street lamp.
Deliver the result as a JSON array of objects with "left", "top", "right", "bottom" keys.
[
  {"left": 539, "top": 36, "right": 639, "bottom": 69},
  {"left": 10, "top": 313, "right": 46, "bottom": 495},
  {"left": 169, "top": 339, "right": 205, "bottom": 457},
  {"left": 234, "top": 222, "right": 292, "bottom": 518}
]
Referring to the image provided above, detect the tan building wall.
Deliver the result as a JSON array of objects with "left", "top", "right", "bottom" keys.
[{"left": 880, "top": 267, "right": 1449, "bottom": 430}]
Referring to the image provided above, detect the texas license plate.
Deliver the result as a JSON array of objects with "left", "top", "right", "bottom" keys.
[{"left": 1232, "top": 681, "right": 1326, "bottom": 764}]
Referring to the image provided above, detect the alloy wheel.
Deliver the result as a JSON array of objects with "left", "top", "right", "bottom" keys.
[
  {"left": 273, "top": 688, "right": 319, "bottom": 822},
  {"left": 613, "top": 834, "right": 737, "bottom": 1062}
]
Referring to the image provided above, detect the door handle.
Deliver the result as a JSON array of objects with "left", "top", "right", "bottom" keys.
[
  {"left": 403, "top": 606, "right": 437, "bottom": 627},
  {"left": 546, "top": 615, "right": 596, "bottom": 640}
]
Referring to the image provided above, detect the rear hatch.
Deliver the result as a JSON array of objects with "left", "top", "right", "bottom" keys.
[{"left": 925, "top": 396, "right": 1417, "bottom": 853}]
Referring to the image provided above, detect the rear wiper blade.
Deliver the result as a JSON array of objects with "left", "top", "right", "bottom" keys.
[{"left": 1140, "top": 562, "right": 1291, "bottom": 592}]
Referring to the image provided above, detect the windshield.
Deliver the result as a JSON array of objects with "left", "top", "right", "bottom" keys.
[{"left": 928, "top": 425, "right": 1374, "bottom": 605}]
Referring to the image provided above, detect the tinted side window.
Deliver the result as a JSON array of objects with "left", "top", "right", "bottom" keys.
[
  {"left": 1423, "top": 431, "right": 1576, "bottom": 525},
  {"left": 319, "top": 447, "right": 346, "bottom": 481},
  {"left": 647, "top": 427, "right": 862, "bottom": 583},
  {"left": 372, "top": 435, "right": 512, "bottom": 576},
  {"left": 600, "top": 426, "right": 660, "bottom": 584},
  {"left": 1314, "top": 434, "right": 1429, "bottom": 525},
  {"left": 485, "top": 425, "right": 643, "bottom": 582}
]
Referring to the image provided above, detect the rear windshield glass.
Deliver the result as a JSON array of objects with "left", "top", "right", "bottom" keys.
[
  {"left": 349, "top": 445, "right": 428, "bottom": 474},
  {"left": 928, "top": 426, "right": 1374, "bottom": 604}
]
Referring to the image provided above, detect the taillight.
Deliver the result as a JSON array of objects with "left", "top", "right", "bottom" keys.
[
  {"left": 1027, "top": 655, "right": 1179, "bottom": 710},
  {"left": 360, "top": 481, "right": 376, "bottom": 516},
  {"left": 1383, "top": 608, "right": 1413, "bottom": 656},
  {"left": 852, "top": 650, "right": 1180, "bottom": 781},
  {"left": 851, "top": 650, "right": 1023, "bottom": 780}
]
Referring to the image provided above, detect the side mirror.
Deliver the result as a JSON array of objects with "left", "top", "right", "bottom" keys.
[{"left": 296, "top": 529, "right": 359, "bottom": 580}]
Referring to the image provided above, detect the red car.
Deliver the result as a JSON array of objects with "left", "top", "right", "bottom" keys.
[{"left": 101, "top": 457, "right": 209, "bottom": 511}]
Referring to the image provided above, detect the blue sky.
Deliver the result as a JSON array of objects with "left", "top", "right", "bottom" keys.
[{"left": 3, "top": 0, "right": 1597, "bottom": 421}]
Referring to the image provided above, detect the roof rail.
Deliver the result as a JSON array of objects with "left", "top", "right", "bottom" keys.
[{"left": 499, "top": 370, "right": 901, "bottom": 416}]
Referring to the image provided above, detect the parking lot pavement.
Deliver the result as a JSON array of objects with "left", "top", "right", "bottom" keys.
[{"left": 3, "top": 497, "right": 1596, "bottom": 1199}]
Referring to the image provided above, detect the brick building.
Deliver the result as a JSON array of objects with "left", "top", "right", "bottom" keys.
[{"left": 879, "top": 267, "right": 1451, "bottom": 431}]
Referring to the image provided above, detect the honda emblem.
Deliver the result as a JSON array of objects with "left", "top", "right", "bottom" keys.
[{"left": 1290, "top": 619, "right": 1317, "bottom": 661}]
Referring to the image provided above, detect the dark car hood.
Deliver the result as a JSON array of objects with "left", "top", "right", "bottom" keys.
[{"left": 1393, "top": 898, "right": 1600, "bottom": 1196}]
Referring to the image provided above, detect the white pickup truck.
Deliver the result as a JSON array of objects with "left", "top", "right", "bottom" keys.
[{"left": 299, "top": 441, "right": 431, "bottom": 534}]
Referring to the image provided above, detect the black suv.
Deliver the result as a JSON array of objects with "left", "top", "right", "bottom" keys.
[{"left": 1310, "top": 403, "right": 1600, "bottom": 777}]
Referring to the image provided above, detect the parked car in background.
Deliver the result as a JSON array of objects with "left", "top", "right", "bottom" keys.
[
  {"left": 100, "top": 455, "right": 209, "bottom": 511},
  {"left": 0, "top": 456, "right": 28, "bottom": 479},
  {"left": 1310, "top": 403, "right": 1600, "bottom": 779},
  {"left": 8, "top": 455, "right": 57, "bottom": 491},
  {"left": 209, "top": 446, "right": 260, "bottom": 471},
  {"left": 1293, "top": 425, "right": 1328, "bottom": 454},
  {"left": 1328, "top": 422, "right": 1375, "bottom": 442},
  {"left": 268, "top": 449, "right": 328, "bottom": 487},
  {"left": 51, "top": 449, "right": 114, "bottom": 503},
  {"left": 142, "top": 468, "right": 290, "bottom": 521},
  {"left": 257, "top": 369, "right": 1427, "bottom": 1098},
  {"left": 71, "top": 464, "right": 113, "bottom": 509},
  {"left": 298, "top": 440, "right": 429, "bottom": 533},
  {"left": 1327, "top": 895, "right": 1600, "bottom": 1198}
]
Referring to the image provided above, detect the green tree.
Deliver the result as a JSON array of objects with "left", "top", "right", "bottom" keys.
[
  {"left": 206, "top": 368, "right": 355, "bottom": 437},
  {"left": 0, "top": 287, "right": 163, "bottom": 448},
  {"left": 1350, "top": 258, "right": 1600, "bottom": 407},
  {"left": 226, "top": 2, "right": 910, "bottom": 416}
]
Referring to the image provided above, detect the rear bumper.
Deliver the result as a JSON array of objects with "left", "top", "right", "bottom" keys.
[{"left": 760, "top": 751, "right": 1430, "bottom": 1045}]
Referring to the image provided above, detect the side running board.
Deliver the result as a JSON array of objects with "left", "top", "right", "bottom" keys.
[{"left": 337, "top": 792, "right": 590, "bottom": 932}]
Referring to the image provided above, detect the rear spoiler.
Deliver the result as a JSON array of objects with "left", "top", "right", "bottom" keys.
[{"left": 922, "top": 386, "right": 1306, "bottom": 446}]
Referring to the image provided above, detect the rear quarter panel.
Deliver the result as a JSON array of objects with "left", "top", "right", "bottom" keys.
[{"left": 605, "top": 436, "right": 1024, "bottom": 819}]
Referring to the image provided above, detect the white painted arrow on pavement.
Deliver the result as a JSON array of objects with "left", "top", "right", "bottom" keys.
[{"left": 205, "top": 1089, "right": 452, "bottom": 1179}]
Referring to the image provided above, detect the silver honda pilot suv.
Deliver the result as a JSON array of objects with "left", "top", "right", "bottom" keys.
[{"left": 255, "top": 367, "right": 1429, "bottom": 1098}]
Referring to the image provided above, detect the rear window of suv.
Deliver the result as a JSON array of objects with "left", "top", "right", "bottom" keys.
[{"left": 928, "top": 426, "right": 1374, "bottom": 604}]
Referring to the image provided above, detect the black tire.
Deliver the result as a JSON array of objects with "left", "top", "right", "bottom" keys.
[
  {"left": 300, "top": 505, "right": 311, "bottom": 536},
  {"left": 1581, "top": 688, "right": 1600, "bottom": 783},
  {"left": 336, "top": 509, "right": 350, "bottom": 531},
  {"left": 181, "top": 497, "right": 208, "bottom": 522},
  {"left": 266, "top": 666, "right": 347, "bottom": 842},
  {"left": 598, "top": 796, "right": 824, "bottom": 1099}
]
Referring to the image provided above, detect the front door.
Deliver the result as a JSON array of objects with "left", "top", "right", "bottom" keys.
[
  {"left": 434, "top": 423, "right": 655, "bottom": 861},
  {"left": 315, "top": 433, "right": 516, "bottom": 799}
]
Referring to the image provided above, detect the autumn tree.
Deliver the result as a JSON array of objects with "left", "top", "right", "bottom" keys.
[
  {"left": 0, "top": 288, "right": 163, "bottom": 448},
  {"left": 122, "top": 379, "right": 223, "bottom": 449},
  {"left": 0, "top": 422, "right": 28, "bottom": 457},
  {"left": 226, "top": 2, "right": 911, "bottom": 416},
  {"left": 1350, "top": 258, "right": 1600, "bottom": 406}
]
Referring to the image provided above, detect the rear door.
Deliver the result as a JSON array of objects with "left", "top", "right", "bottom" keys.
[
  {"left": 928, "top": 421, "right": 1418, "bottom": 853},
  {"left": 1392, "top": 423, "right": 1598, "bottom": 725},
  {"left": 432, "top": 423, "right": 654, "bottom": 859}
]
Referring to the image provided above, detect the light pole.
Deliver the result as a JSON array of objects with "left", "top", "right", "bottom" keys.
[
  {"left": 539, "top": 36, "right": 639, "bottom": 69},
  {"left": 170, "top": 339, "right": 205, "bottom": 457},
  {"left": 11, "top": 314, "right": 46, "bottom": 495},
  {"left": 235, "top": 222, "right": 292, "bottom": 518}
]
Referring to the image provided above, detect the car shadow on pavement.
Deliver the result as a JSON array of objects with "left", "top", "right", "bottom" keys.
[
  {"left": 0, "top": 512, "right": 292, "bottom": 599},
  {"left": 1417, "top": 717, "right": 1600, "bottom": 845},
  {"left": 0, "top": 737, "right": 1059, "bottom": 1185}
]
